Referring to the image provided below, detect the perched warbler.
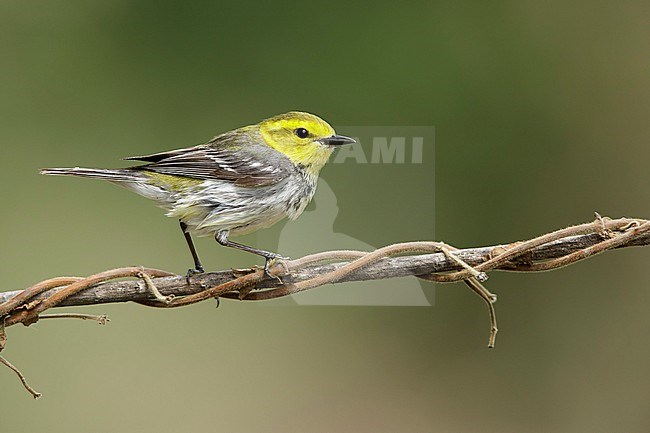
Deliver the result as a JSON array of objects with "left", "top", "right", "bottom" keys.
[{"left": 41, "top": 111, "right": 355, "bottom": 275}]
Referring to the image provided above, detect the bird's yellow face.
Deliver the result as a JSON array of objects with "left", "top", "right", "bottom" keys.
[{"left": 259, "top": 111, "right": 354, "bottom": 173}]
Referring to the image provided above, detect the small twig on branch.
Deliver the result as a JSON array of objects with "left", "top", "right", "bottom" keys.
[
  {"left": 38, "top": 313, "right": 110, "bottom": 324},
  {"left": 0, "top": 355, "right": 41, "bottom": 399},
  {"left": 1, "top": 215, "right": 650, "bottom": 397}
]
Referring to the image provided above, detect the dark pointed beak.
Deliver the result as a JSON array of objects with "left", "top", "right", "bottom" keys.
[{"left": 320, "top": 134, "right": 356, "bottom": 146}]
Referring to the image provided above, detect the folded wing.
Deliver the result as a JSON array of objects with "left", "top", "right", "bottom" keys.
[{"left": 125, "top": 131, "right": 291, "bottom": 187}]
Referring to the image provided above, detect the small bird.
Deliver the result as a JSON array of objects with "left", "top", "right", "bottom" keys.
[{"left": 41, "top": 111, "right": 355, "bottom": 276}]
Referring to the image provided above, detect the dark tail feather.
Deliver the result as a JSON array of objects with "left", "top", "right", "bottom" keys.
[{"left": 40, "top": 167, "right": 141, "bottom": 182}]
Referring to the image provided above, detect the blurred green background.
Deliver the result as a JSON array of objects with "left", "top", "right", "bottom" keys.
[{"left": 2, "top": 1, "right": 650, "bottom": 432}]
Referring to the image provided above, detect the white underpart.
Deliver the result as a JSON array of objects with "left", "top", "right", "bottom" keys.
[{"left": 124, "top": 169, "right": 318, "bottom": 238}]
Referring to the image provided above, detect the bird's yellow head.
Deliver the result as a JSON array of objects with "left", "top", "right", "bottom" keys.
[{"left": 258, "top": 111, "right": 355, "bottom": 174}]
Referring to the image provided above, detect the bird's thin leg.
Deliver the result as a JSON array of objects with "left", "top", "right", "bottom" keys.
[
  {"left": 215, "top": 230, "right": 285, "bottom": 279},
  {"left": 180, "top": 221, "right": 204, "bottom": 277}
]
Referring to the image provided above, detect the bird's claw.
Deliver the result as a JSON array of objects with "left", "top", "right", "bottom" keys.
[
  {"left": 185, "top": 266, "right": 205, "bottom": 284},
  {"left": 264, "top": 255, "right": 289, "bottom": 283}
]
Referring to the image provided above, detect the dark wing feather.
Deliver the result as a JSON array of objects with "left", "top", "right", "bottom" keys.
[
  {"left": 127, "top": 130, "right": 291, "bottom": 187},
  {"left": 124, "top": 146, "right": 197, "bottom": 163}
]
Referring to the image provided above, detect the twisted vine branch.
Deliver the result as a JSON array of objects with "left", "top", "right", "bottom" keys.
[{"left": 2, "top": 215, "right": 650, "bottom": 398}]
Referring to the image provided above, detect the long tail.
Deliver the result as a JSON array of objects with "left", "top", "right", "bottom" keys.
[{"left": 40, "top": 167, "right": 142, "bottom": 182}]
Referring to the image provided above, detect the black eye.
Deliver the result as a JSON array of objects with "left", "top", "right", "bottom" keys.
[{"left": 294, "top": 128, "right": 309, "bottom": 139}]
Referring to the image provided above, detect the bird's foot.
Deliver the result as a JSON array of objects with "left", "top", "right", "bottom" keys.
[
  {"left": 185, "top": 265, "right": 205, "bottom": 285},
  {"left": 263, "top": 254, "right": 289, "bottom": 283}
]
